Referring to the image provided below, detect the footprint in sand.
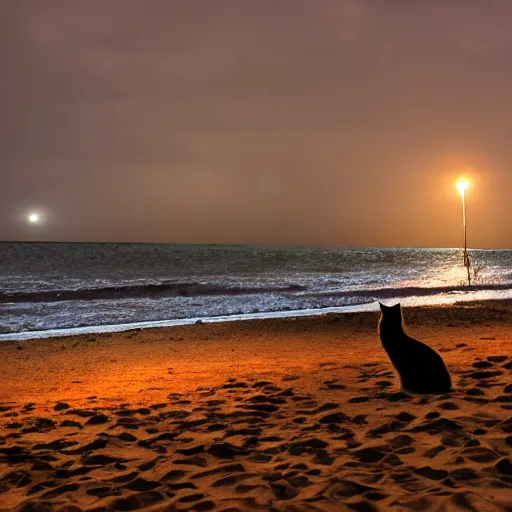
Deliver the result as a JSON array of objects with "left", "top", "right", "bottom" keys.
[{"left": 321, "top": 379, "right": 346, "bottom": 390}]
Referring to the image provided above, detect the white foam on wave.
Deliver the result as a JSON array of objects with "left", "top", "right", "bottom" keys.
[
  {"left": 0, "top": 303, "right": 378, "bottom": 341},
  {"left": 1, "top": 287, "right": 511, "bottom": 342}
]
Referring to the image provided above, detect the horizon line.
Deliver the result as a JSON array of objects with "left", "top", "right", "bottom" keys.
[{"left": 0, "top": 240, "right": 510, "bottom": 251}]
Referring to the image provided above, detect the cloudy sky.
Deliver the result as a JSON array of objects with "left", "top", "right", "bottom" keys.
[{"left": 2, "top": 0, "right": 512, "bottom": 247}]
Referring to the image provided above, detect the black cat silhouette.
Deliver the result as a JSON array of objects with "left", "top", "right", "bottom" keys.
[{"left": 378, "top": 302, "right": 452, "bottom": 394}]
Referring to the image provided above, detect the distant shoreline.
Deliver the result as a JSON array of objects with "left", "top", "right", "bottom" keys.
[{"left": 1, "top": 240, "right": 511, "bottom": 250}]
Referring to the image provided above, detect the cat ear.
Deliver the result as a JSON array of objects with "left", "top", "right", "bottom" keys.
[
  {"left": 391, "top": 303, "right": 401, "bottom": 310},
  {"left": 378, "top": 301, "right": 387, "bottom": 311}
]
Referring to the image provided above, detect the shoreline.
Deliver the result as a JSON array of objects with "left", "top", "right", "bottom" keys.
[
  {"left": 2, "top": 292, "right": 512, "bottom": 342},
  {"left": 2, "top": 299, "right": 512, "bottom": 404}
]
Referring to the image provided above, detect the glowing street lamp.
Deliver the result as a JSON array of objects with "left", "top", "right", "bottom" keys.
[{"left": 456, "top": 177, "right": 471, "bottom": 286}]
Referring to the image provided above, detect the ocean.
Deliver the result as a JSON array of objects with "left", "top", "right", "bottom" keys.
[{"left": 1, "top": 242, "right": 511, "bottom": 340}]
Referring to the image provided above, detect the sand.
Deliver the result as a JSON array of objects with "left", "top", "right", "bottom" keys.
[{"left": 1, "top": 300, "right": 511, "bottom": 511}]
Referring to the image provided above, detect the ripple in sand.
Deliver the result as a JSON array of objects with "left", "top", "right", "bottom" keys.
[
  {"left": 352, "top": 414, "right": 368, "bottom": 425},
  {"left": 175, "top": 456, "right": 208, "bottom": 467},
  {"left": 63, "top": 438, "right": 108, "bottom": 455},
  {"left": 414, "top": 466, "right": 448, "bottom": 481},
  {"left": 85, "top": 413, "right": 110, "bottom": 425},
  {"left": 288, "top": 438, "right": 328, "bottom": 457},
  {"left": 125, "top": 477, "right": 160, "bottom": 492},
  {"left": 368, "top": 420, "right": 405, "bottom": 437},
  {"left": 176, "top": 444, "right": 205, "bottom": 456},
  {"left": 473, "top": 361, "right": 494, "bottom": 369},
  {"left": 117, "top": 432, "right": 137, "bottom": 442},
  {"left": 86, "top": 486, "right": 121, "bottom": 497},
  {"left": 465, "top": 387, "right": 486, "bottom": 396},
  {"left": 212, "top": 472, "right": 256, "bottom": 487},
  {"left": 316, "top": 477, "right": 376, "bottom": 500},
  {"left": 461, "top": 447, "right": 500, "bottom": 463},
  {"left": 53, "top": 402, "right": 70, "bottom": 411},
  {"left": 285, "top": 474, "right": 311, "bottom": 488},
  {"left": 177, "top": 492, "right": 206, "bottom": 503},
  {"left": 191, "top": 463, "right": 246, "bottom": 480},
  {"left": 495, "top": 458, "right": 512, "bottom": 475},
  {"left": 384, "top": 392, "right": 413, "bottom": 402},
  {"left": 351, "top": 448, "right": 386, "bottom": 463},
  {"left": 423, "top": 446, "right": 446, "bottom": 458},
  {"left": 31, "top": 460, "right": 53, "bottom": 471},
  {"left": 388, "top": 434, "right": 415, "bottom": 450},
  {"left": 318, "top": 412, "right": 350, "bottom": 424},
  {"left": 322, "top": 379, "right": 346, "bottom": 390},
  {"left": 208, "top": 442, "right": 250, "bottom": 459},
  {"left": 487, "top": 355, "right": 508, "bottom": 363},
  {"left": 438, "top": 401, "right": 459, "bottom": 410},
  {"left": 33, "top": 439, "right": 78, "bottom": 451},
  {"left": 382, "top": 454, "right": 404, "bottom": 466},
  {"left": 408, "top": 417, "right": 462, "bottom": 433},
  {"left": 270, "top": 482, "right": 300, "bottom": 500},
  {"left": 109, "top": 491, "right": 164, "bottom": 510},
  {"left": 449, "top": 468, "right": 479, "bottom": 480},
  {"left": 469, "top": 371, "right": 503, "bottom": 379},
  {"left": 395, "top": 412, "right": 416, "bottom": 423},
  {"left": 40, "top": 483, "right": 80, "bottom": 499}
]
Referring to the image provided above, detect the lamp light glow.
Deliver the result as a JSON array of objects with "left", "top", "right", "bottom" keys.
[
  {"left": 456, "top": 177, "right": 469, "bottom": 195},
  {"left": 455, "top": 177, "right": 471, "bottom": 286}
]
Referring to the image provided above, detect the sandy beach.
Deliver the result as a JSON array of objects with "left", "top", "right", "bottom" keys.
[{"left": 1, "top": 300, "right": 511, "bottom": 511}]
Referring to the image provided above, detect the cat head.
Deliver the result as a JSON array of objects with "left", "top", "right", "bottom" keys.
[{"left": 378, "top": 302, "right": 402, "bottom": 322}]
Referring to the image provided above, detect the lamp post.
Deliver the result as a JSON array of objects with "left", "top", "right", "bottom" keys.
[{"left": 456, "top": 177, "right": 471, "bottom": 286}]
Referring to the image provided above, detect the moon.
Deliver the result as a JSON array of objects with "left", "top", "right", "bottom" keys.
[{"left": 28, "top": 213, "right": 39, "bottom": 223}]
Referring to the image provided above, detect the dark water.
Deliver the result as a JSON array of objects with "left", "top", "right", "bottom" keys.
[{"left": 1, "top": 242, "right": 511, "bottom": 337}]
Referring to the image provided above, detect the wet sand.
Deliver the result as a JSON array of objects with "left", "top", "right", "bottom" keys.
[{"left": 1, "top": 300, "right": 511, "bottom": 511}]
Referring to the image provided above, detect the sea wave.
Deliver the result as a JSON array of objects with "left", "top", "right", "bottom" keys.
[
  {"left": 0, "top": 282, "right": 306, "bottom": 303},
  {"left": 2, "top": 280, "right": 511, "bottom": 307},
  {"left": 298, "top": 282, "right": 512, "bottom": 300},
  {"left": 2, "top": 243, "right": 512, "bottom": 338}
]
